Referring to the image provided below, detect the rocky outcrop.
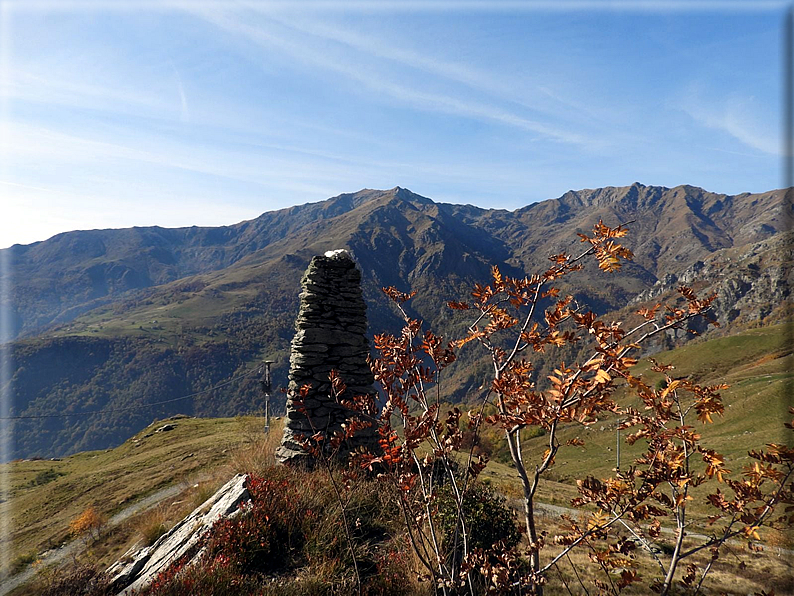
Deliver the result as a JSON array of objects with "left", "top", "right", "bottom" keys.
[
  {"left": 632, "top": 231, "right": 792, "bottom": 337},
  {"left": 276, "top": 249, "right": 379, "bottom": 465},
  {"left": 106, "top": 474, "right": 250, "bottom": 595}
]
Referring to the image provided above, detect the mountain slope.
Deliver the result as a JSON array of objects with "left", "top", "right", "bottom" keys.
[
  {"left": 3, "top": 188, "right": 401, "bottom": 339},
  {"left": 2, "top": 183, "right": 789, "bottom": 459},
  {"left": 4, "top": 184, "right": 786, "bottom": 340}
]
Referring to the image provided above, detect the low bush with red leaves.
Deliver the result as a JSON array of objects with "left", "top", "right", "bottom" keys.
[{"left": 134, "top": 466, "right": 415, "bottom": 596}]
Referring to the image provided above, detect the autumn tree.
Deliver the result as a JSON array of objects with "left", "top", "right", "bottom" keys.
[{"left": 301, "top": 221, "right": 793, "bottom": 595}]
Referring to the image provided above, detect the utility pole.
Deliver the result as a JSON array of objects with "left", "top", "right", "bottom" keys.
[
  {"left": 260, "top": 361, "right": 273, "bottom": 433},
  {"left": 616, "top": 420, "right": 621, "bottom": 472}
]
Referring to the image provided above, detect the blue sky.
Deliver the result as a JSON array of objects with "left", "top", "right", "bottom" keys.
[{"left": 0, "top": 1, "right": 787, "bottom": 248}]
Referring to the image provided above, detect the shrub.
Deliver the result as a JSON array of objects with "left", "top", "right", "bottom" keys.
[
  {"left": 436, "top": 482, "right": 521, "bottom": 555},
  {"left": 203, "top": 469, "right": 311, "bottom": 574},
  {"left": 368, "top": 546, "right": 416, "bottom": 596},
  {"left": 138, "top": 466, "right": 414, "bottom": 596},
  {"left": 70, "top": 506, "right": 105, "bottom": 542},
  {"left": 139, "top": 555, "right": 268, "bottom": 596},
  {"left": 29, "top": 468, "right": 63, "bottom": 487}
]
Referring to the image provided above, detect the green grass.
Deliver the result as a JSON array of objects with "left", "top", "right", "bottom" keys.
[
  {"left": 50, "top": 259, "right": 284, "bottom": 344},
  {"left": 511, "top": 322, "right": 792, "bottom": 523}
]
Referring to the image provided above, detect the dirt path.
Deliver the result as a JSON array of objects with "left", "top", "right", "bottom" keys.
[
  {"left": 1, "top": 484, "right": 182, "bottom": 596},
  {"left": 534, "top": 501, "right": 794, "bottom": 558}
]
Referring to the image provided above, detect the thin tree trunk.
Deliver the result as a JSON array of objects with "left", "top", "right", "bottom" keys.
[{"left": 506, "top": 428, "right": 542, "bottom": 594}]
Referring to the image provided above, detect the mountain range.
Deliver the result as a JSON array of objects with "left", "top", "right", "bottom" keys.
[{"left": 1, "top": 183, "right": 790, "bottom": 459}]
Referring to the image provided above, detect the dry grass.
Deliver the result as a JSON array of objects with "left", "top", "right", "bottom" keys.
[
  {"left": 477, "top": 461, "right": 794, "bottom": 594},
  {"left": 135, "top": 502, "right": 176, "bottom": 547},
  {"left": 2, "top": 416, "right": 276, "bottom": 584},
  {"left": 225, "top": 417, "right": 284, "bottom": 475},
  {"left": 9, "top": 365, "right": 793, "bottom": 596},
  {"left": 519, "top": 509, "right": 794, "bottom": 595}
]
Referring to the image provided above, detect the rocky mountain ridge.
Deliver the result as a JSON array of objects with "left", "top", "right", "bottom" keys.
[
  {"left": 3, "top": 183, "right": 786, "bottom": 340},
  {"left": 631, "top": 230, "right": 791, "bottom": 337}
]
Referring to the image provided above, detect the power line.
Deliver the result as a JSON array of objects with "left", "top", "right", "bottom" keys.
[{"left": 0, "top": 365, "right": 263, "bottom": 420}]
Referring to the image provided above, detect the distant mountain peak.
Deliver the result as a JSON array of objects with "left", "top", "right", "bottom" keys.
[{"left": 553, "top": 182, "right": 686, "bottom": 210}]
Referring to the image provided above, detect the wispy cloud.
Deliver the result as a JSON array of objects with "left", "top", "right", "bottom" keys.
[
  {"left": 1, "top": 68, "right": 167, "bottom": 115},
  {"left": 2, "top": 118, "right": 552, "bottom": 196},
  {"left": 680, "top": 90, "right": 779, "bottom": 156},
  {"left": 185, "top": 6, "right": 596, "bottom": 147},
  {"left": 265, "top": 15, "right": 513, "bottom": 99},
  {"left": 171, "top": 63, "right": 190, "bottom": 123},
  {"left": 263, "top": 13, "right": 632, "bottom": 136},
  {"left": 1, "top": 121, "right": 358, "bottom": 188}
]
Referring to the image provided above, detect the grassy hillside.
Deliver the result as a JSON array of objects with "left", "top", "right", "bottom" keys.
[
  {"left": 3, "top": 415, "right": 277, "bottom": 582},
  {"left": 513, "top": 322, "right": 792, "bottom": 521}
]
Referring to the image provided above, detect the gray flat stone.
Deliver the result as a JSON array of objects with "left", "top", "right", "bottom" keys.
[{"left": 109, "top": 474, "right": 250, "bottom": 595}]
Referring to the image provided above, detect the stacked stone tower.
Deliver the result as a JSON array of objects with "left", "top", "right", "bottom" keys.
[{"left": 276, "top": 249, "right": 379, "bottom": 465}]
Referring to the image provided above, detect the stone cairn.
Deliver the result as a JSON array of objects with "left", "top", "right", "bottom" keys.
[{"left": 276, "top": 249, "right": 379, "bottom": 465}]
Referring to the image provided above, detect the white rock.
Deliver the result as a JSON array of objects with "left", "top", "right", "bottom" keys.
[
  {"left": 323, "top": 249, "right": 351, "bottom": 259},
  {"left": 108, "top": 474, "right": 250, "bottom": 595}
]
